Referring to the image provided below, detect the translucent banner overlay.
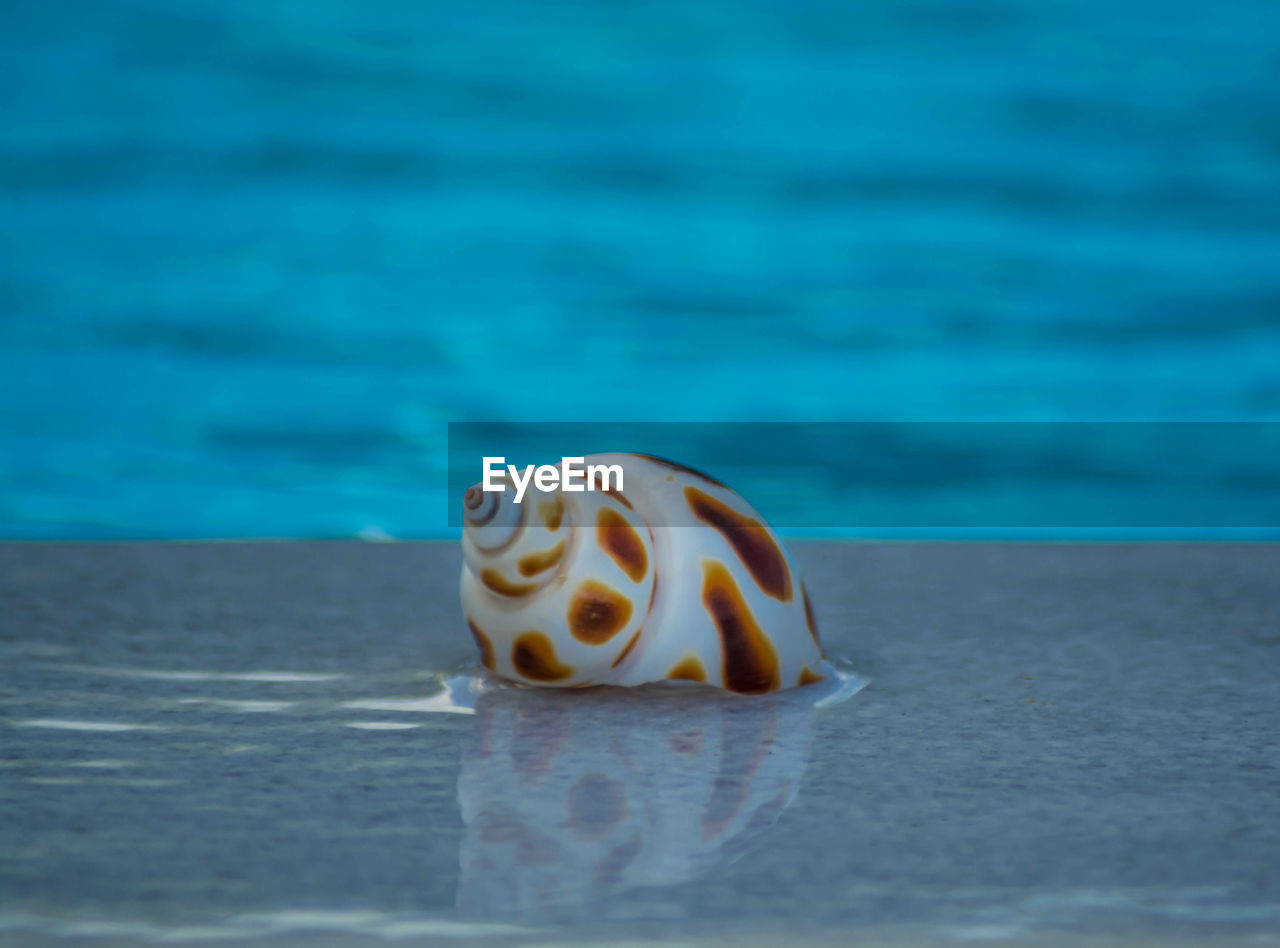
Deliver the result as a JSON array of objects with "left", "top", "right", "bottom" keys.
[{"left": 448, "top": 422, "right": 1280, "bottom": 534}]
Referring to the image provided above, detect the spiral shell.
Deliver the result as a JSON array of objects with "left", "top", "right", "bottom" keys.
[{"left": 460, "top": 453, "right": 826, "bottom": 693}]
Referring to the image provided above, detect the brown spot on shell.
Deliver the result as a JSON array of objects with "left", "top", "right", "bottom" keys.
[
  {"left": 667, "top": 653, "right": 708, "bottom": 683},
  {"left": 481, "top": 568, "right": 538, "bottom": 597},
  {"left": 700, "top": 559, "right": 781, "bottom": 695},
  {"left": 568, "top": 580, "right": 633, "bottom": 645},
  {"left": 511, "top": 632, "right": 575, "bottom": 682},
  {"left": 539, "top": 497, "right": 564, "bottom": 531},
  {"left": 798, "top": 666, "right": 825, "bottom": 686},
  {"left": 463, "top": 485, "right": 483, "bottom": 510},
  {"left": 467, "top": 620, "right": 495, "bottom": 670},
  {"left": 596, "top": 508, "right": 648, "bottom": 583},
  {"left": 611, "top": 629, "right": 642, "bottom": 668},
  {"left": 602, "top": 487, "right": 632, "bottom": 509},
  {"left": 801, "top": 582, "right": 823, "bottom": 653},
  {"left": 517, "top": 540, "right": 566, "bottom": 577},
  {"left": 567, "top": 773, "right": 628, "bottom": 842},
  {"left": 685, "top": 486, "right": 793, "bottom": 602},
  {"left": 633, "top": 453, "right": 728, "bottom": 488}
]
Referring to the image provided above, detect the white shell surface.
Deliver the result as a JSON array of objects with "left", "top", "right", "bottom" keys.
[{"left": 460, "top": 453, "right": 826, "bottom": 693}]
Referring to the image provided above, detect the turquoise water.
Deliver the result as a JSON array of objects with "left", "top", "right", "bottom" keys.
[{"left": 2, "top": 0, "right": 1279, "bottom": 538}]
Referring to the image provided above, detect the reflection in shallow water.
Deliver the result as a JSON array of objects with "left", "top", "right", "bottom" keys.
[
  {"left": 49, "top": 665, "right": 347, "bottom": 682},
  {"left": 455, "top": 676, "right": 860, "bottom": 917},
  {"left": 0, "top": 910, "right": 535, "bottom": 942},
  {"left": 15, "top": 719, "right": 165, "bottom": 732},
  {"left": 0, "top": 651, "right": 867, "bottom": 938},
  {"left": 340, "top": 693, "right": 475, "bottom": 714}
]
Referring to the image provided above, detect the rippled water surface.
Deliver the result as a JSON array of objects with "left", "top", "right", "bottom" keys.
[{"left": 2, "top": 0, "right": 1280, "bottom": 537}]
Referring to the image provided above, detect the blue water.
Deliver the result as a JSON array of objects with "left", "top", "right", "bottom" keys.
[{"left": 2, "top": 0, "right": 1279, "bottom": 538}]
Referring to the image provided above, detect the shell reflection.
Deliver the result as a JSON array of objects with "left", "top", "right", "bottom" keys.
[{"left": 455, "top": 684, "right": 818, "bottom": 916}]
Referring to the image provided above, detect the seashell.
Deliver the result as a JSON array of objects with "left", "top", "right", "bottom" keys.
[{"left": 460, "top": 453, "right": 828, "bottom": 693}]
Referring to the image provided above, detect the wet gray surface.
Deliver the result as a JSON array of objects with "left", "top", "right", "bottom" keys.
[{"left": 1, "top": 542, "right": 1279, "bottom": 945}]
